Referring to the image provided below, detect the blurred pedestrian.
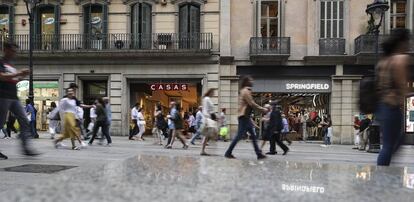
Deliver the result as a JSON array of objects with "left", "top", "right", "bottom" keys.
[
  {"left": 260, "top": 104, "right": 272, "bottom": 150},
  {"left": 103, "top": 97, "right": 111, "bottom": 136},
  {"left": 376, "top": 29, "right": 411, "bottom": 166},
  {"left": 0, "top": 41, "right": 39, "bottom": 159},
  {"left": 54, "top": 88, "right": 82, "bottom": 150},
  {"left": 200, "top": 88, "right": 218, "bottom": 156},
  {"left": 153, "top": 104, "right": 165, "bottom": 145},
  {"left": 281, "top": 114, "right": 292, "bottom": 145},
  {"left": 190, "top": 106, "right": 203, "bottom": 145},
  {"left": 25, "top": 98, "right": 39, "bottom": 138},
  {"left": 266, "top": 102, "right": 289, "bottom": 155},
  {"left": 3, "top": 112, "right": 17, "bottom": 139},
  {"left": 224, "top": 76, "right": 267, "bottom": 160},
  {"left": 129, "top": 103, "right": 140, "bottom": 140},
  {"left": 165, "top": 102, "right": 188, "bottom": 149},
  {"left": 88, "top": 98, "right": 112, "bottom": 146},
  {"left": 136, "top": 107, "right": 146, "bottom": 141},
  {"left": 353, "top": 115, "right": 361, "bottom": 149},
  {"left": 47, "top": 102, "right": 59, "bottom": 139}
]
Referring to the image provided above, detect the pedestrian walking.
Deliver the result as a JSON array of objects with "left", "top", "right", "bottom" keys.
[
  {"left": 0, "top": 41, "right": 39, "bottom": 159},
  {"left": 129, "top": 103, "right": 140, "bottom": 140},
  {"left": 200, "top": 88, "right": 218, "bottom": 156},
  {"left": 281, "top": 114, "right": 292, "bottom": 145},
  {"left": 375, "top": 29, "right": 410, "bottom": 166},
  {"left": 136, "top": 107, "right": 146, "bottom": 141},
  {"left": 266, "top": 102, "right": 289, "bottom": 155},
  {"left": 103, "top": 97, "right": 112, "bottom": 135},
  {"left": 260, "top": 104, "right": 272, "bottom": 150},
  {"left": 2, "top": 111, "right": 17, "bottom": 139},
  {"left": 153, "top": 104, "right": 166, "bottom": 145},
  {"left": 47, "top": 102, "right": 59, "bottom": 139},
  {"left": 88, "top": 98, "right": 112, "bottom": 146},
  {"left": 321, "top": 114, "right": 332, "bottom": 146},
  {"left": 165, "top": 102, "right": 188, "bottom": 149},
  {"left": 224, "top": 76, "right": 267, "bottom": 160},
  {"left": 353, "top": 115, "right": 361, "bottom": 149},
  {"left": 54, "top": 88, "right": 82, "bottom": 150},
  {"left": 25, "top": 98, "right": 39, "bottom": 138},
  {"left": 358, "top": 115, "right": 371, "bottom": 151},
  {"left": 190, "top": 106, "right": 203, "bottom": 145}
]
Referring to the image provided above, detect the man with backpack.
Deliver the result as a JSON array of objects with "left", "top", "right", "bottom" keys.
[{"left": 266, "top": 102, "right": 289, "bottom": 155}]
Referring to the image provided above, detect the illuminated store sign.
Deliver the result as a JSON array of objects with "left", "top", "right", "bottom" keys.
[{"left": 150, "top": 83, "right": 188, "bottom": 91}]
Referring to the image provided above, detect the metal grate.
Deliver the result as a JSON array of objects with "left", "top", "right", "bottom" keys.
[{"left": 2, "top": 164, "right": 77, "bottom": 174}]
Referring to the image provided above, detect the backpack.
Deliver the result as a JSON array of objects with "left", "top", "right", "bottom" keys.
[{"left": 359, "top": 76, "right": 378, "bottom": 114}]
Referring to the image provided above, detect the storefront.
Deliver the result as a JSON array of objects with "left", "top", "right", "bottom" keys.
[
  {"left": 129, "top": 80, "right": 202, "bottom": 134},
  {"left": 17, "top": 80, "right": 59, "bottom": 131}
]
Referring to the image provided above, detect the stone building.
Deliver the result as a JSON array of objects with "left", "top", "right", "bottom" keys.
[
  {"left": 2, "top": 0, "right": 414, "bottom": 144},
  {"left": 221, "top": 0, "right": 414, "bottom": 144}
]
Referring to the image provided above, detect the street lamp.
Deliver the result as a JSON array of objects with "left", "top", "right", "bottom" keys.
[
  {"left": 24, "top": 0, "right": 40, "bottom": 104},
  {"left": 365, "top": 0, "right": 389, "bottom": 60}
]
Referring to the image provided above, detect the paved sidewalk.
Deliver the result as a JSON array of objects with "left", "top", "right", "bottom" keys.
[{"left": 0, "top": 134, "right": 413, "bottom": 201}]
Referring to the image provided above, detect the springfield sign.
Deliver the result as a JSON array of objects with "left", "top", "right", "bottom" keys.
[
  {"left": 286, "top": 83, "right": 330, "bottom": 90},
  {"left": 254, "top": 79, "right": 332, "bottom": 93}
]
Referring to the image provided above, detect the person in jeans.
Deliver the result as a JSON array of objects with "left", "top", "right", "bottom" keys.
[
  {"left": 225, "top": 76, "right": 267, "bottom": 160},
  {"left": 2, "top": 111, "right": 17, "bottom": 139},
  {"left": 25, "top": 99, "right": 39, "bottom": 138},
  {"left": 376, "top": 29, "right": 410, "bottom": 166},
  {"left": 136, "top": 108, "right": 146, "bottom": 141},
  {"left": 0, "top": 41, "right": 39, "bottom": 159},
  {"left": 153, "top": 104, "right": 165, "bottom": 145},
  {"left": 190, "top": 106, "right": 203, "bottom": 145},
  {"left": 281, "top": 114, "right": 292, "bottom": 145},
  {"left": 88, "top": 98, "right": 112, "bottom": 146},
  {"left": 165, "top": 102, "right": 188, "bottom": 149}
]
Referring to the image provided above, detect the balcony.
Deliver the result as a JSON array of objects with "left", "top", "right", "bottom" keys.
[
  {"left": 319, "top": 38, "right": 346, "bottom": 55},
  {"left": 0, "top": 33, "right": 213, "bottom": 60},
  {"left": 249, "top": 37, "right": 290, "bottom": 63}
]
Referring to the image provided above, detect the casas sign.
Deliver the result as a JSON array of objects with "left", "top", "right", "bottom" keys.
[{"left": 150, "top": 84, "right": 188, "bottom": 91}]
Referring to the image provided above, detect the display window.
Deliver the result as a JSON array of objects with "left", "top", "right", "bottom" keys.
[{"left": 130, "top": 82, "right": 202, "bottom": 135}]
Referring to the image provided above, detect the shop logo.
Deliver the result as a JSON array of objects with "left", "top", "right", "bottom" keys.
[
  {"left": 16, "top": 80, "right": 30, "bottom": 91},
  {"left": 286, "top": 83, "right": 330, "bottom": 90},
  {"left": 0, "top": 18, "right": 8, "bottom": 25},
  {"left": 44, "top": 17, "right": 55, "bottom": 25},
  {"left": 91, "top": 17, "right": 101, "bottom": 25},
  {"left": 150, "top": 84, "right": 188, "bottom": 91}
]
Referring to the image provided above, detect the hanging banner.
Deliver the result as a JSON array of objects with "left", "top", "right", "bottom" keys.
[{"left": 150, "top": 83, "right": 188, "bottom": 91}]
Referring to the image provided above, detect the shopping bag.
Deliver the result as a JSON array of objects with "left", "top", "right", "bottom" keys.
[{"left": 219, "top": 127, "right": 229, "bottom": 137}]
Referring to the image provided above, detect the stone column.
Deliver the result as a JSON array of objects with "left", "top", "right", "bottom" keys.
[{"left": 109, "top": 74, "right": 122, "bottom": 136}]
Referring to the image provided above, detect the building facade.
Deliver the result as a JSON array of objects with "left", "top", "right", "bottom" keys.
[
  {"left": 2, "top": 0, "right": 414, "bottom": 144},
  {"left": 221, "top": 0, "right": 414, "bottom": 144}
]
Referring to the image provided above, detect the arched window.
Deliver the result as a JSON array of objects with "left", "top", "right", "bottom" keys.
[
  {"left": 179, "top": 3, "right": 200, "bottom": 49},
  {"left": 131, "top": 2, "right": 152, "bottom": 49}
]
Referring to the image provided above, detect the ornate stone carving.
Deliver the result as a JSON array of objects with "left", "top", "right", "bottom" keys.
[
  {"left": 122, "top": 0, "right": 159, "bottom": 5},
  {"left": 170, "top": 0, "right": 207, "bottom": 4},
  {"left": 75, "top": 0, "right": 111, "bottom": 5}
]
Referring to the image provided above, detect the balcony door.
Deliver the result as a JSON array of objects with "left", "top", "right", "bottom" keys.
[
  {"left": 130, "top": 3, "right": 152, "bottom": 49},
  {"left": 319, "top": 0, "right": 345, "bottom": 55},
  {"left": 258, "top": 0, "right": 281, "bottom": 52},
  {"left": 84, "top": 4, "right": 108, "bottom": 49},
  {"left": 0, "top": 5, "right": 13, "bottom": 45},
  {"left": 34, "top": 5, "right": 60, "bottom": 50},
  {"left": 179, "top": 4, "right": 200, "bottom": 49}
]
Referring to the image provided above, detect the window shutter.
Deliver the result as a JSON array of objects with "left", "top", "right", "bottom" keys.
[
  {"left": 83, "top": 5, "right": 90, "bottom": 35},
  {"left": 141, "top": 3, "right": 151, "bottom": 35},
  {"left": 189, "top": 5, "right": 200, "bottom": 34},
  {"left": 103, "top": 4, "right": 108, "bottom": 34},
  {"left": 8, "top": 5, "right": 14, "bottom": 35},
  {"left": 54, "top": 5, "right": 60, "bottom": 36},
  {"left": 131, "top": 4, "right": 138, "bottom": 35},
  {"left": 179, "top": 5, "right": 188, "bottom": 34}
]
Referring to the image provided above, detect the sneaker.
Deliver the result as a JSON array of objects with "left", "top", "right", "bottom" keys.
[
  {"left": 81, "top": 142, "right": 88, "bottom": 148},
  {"left": 183, "top": 144, "right": 189, "bottom": 150},
  {"left": 0, "top": 152, "right": 8, "bottom": 160},
  {"left": 106, "top": 143, "right": 112, "bottom": 147},
  {"left": 265, "top": 152, "right": 277, "bottom": 155},
  {"left": 23, "top": 149, "right": 40, "bottom": 157},
  {"left": 282, "top": 149, "right": 289, "bottom": 155},
  {"left": 166, "top": 145, "right": 172, "bottom": 149},
  {"left": 190, "top": 142, "right": 196, "bottom": 145},
  {"left": 72, "top": 146, "right": 81, "bottom": 150}
]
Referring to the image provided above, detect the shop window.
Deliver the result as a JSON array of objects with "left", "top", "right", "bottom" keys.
[
  {"left": 83, "top": 4, "right": 108, "bottom": 49},
  {"left": 0, "top": 5, "right": 14, "bottom": 39},
  {"left": 260, "top": 0, "right": 280, "bottom": 37},
  {"left": 131, "top": 3, "right": 152, "bottom": 49},
  {"left": 33, "top": 5, "right": 60, "bottom": 50},
  {"left": 390, "top": 0, "right": 407, "bottom": 29},
  {"left": 320, "top": 0, "right": 344, "bottom": 38},
  {"left": 179, "top": 3, "right": 200, "bottom": 49}
]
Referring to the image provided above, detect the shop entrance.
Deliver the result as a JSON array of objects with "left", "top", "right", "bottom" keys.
[
  {"left": 253, "top": 92, "right": 330, "bottom": 141},
  {"left": 82, "top": 80, "right": 108, "bottom": 129},
  {"left": 129, "top": 80, "right": 202, "bottom": 135}
]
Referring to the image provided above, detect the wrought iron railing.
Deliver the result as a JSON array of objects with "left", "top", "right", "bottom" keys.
[
  {"left": 250, "top": 37, "right": 290, "bottom": 55},
  {"left": 319, "top": 38, "right": 346, "bottom": 55},
  {"left": 0, "top": 33, "right": 213, "bottom": 52},
  {"left": 354, "top": 34, "right": 388, "bottom": 55}
]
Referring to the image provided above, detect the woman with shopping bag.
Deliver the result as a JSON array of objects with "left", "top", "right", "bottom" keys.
[{"left": 200, "top": 89, "right": 218, "bottom": 156}]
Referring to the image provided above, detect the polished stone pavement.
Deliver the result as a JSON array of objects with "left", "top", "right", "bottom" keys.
[{"left": 0, "top": 135, "right": 413, "bottom": 202}]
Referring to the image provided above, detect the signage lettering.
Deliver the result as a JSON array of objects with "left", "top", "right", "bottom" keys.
[
  {"left": 150, "top": 83, "right": 188, "bottom": 91},
  {"left": 286, "top": 83, "right": 330, "bottom": 90}
]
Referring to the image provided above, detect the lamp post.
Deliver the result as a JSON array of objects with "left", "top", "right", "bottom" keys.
[
  {"left": 24, "top": 0, "right": 40, "bottom": 104},
  {"left": 365, "top": 0, "right": 389, "bottom": 61}
]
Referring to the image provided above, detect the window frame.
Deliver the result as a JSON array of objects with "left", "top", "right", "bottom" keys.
[
  {"left": 130, "top": 2, "right": 152, "bottom": 35},
  {"left": 0, "top": 4, "right": 14, "bottom": 36},
  {"left": 259, "top": 0, "right": 281, "bottom": 37},
  {"left": 390, "top": 0, "right": 407, "bottom": 29},
  {"left": 320, "top": 0, "right": 344, "bottom": 39},
  {"left": 178, "top": 3, "right": 201, "bottom": 34}
]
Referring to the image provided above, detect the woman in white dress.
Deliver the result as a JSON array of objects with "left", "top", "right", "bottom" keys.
[
  {"left": 200, "top": 89, "right": 217, "bottom": 156},
  {"left": 137, "top": 108, "right": 146, "bottom": 141}
]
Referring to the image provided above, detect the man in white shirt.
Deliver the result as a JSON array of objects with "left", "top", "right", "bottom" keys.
[
  {"left": 190, "top": 106, "right": 203, "bottom": 145},
  {"left": 129, "top": 103, "right": 140, "bottom": 140}
]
